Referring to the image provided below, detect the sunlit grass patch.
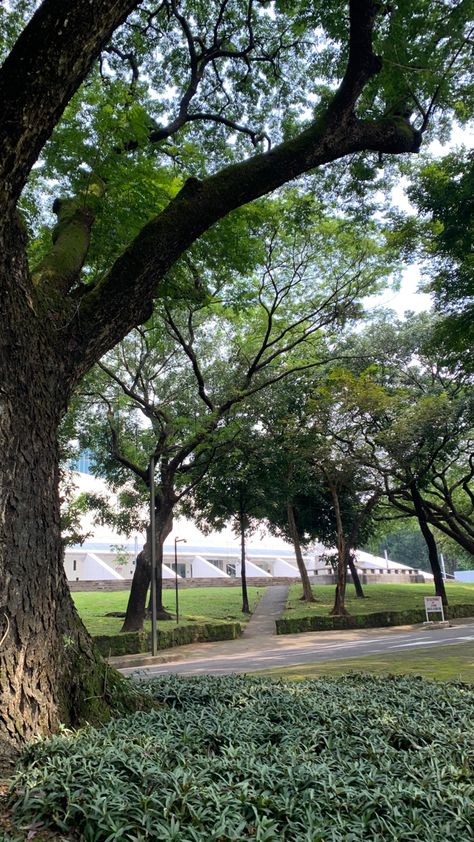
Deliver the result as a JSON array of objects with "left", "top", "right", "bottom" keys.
[
  {"left": 257, "top": 641, "right": 474, "bottom": 684},
  {"left": 73, "top": 586, "right": 264, "bottom": 636},
  {"left": 285, "top": 582, "right": 474, "bottom": 619}
]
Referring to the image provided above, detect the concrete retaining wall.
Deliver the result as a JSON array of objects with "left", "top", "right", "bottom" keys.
[
  {"left": 68, "top": 577, "right": 303, "bottom": 592},
  {"left": 68, "top": 572, "right": 428, "bottom": 592}
]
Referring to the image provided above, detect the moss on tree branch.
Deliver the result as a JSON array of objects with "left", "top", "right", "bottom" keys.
[{"left": 32, "top": 175, "right": 105, "bottom": 300}]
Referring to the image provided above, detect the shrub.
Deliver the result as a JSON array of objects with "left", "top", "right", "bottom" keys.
[
  {"left": 93, "top": 621, "right": 242, "bottom": 656},
  {"left": 276, "top": 603, "right": 474, "bottom": 634}
]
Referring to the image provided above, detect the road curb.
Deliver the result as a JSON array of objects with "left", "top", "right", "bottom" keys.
[{"left": 109, "top": 651, "right": 187, "bottom": 670}]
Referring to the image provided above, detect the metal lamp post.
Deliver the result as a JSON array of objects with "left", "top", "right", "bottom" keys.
[
  {"left": 149, "top": 455, "right": 158, "bottom": 656},
  {"left": 174, "top": 537, "right": 186, "bottom": 624}
]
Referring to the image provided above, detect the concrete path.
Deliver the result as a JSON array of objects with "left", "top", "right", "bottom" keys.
[
  {"left": 110, "top": 584, "right": 288, "bottom": 673},
  {"left": 241, "top": 584, "right": 289, "bottom": 638}
]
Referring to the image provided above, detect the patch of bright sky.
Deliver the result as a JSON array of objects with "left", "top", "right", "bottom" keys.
[
  {"left": 363, "top": 124, "right": 474, "bottom": 318},
  {"left": 364, "top": 265, "right": 432, "bottom": 319}
]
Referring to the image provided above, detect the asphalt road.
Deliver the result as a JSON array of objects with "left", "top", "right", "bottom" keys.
[{"left": 119, "top": 621, "right": 474, "bottom": 678}]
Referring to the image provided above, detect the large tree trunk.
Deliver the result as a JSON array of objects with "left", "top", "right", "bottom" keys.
[
  {"left": 0, "top": 411, "right": 95, "bottom": 756},
  {"left": 410, "top": 482, "right": 448, "bottom": 607},
  {"left": 286, "top": 502, "right": 316, "bottom": 602},
  {"left": 0, "top": 223, "right": 120, "bottom": 763}
]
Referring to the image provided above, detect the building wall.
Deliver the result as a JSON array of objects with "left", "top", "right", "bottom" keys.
[
  {"left": 454, "top": 570, "right": 474, "bottom": 583},
  {"left": 67, "top": 572, "right": 430, "bottom": 591},
  {"left": 65, "top": 550, "right": 136, "bottom": 581}
]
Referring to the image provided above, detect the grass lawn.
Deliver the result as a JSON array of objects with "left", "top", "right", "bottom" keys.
[
  {"left": 285, "top": 581, "right": 474, "bottom": 618},
  {"left": 257, "top": 641, "right": 474, "bottom": 683},
  {"left": 73, "top": 586, "right": 264, "bottom": 636}
]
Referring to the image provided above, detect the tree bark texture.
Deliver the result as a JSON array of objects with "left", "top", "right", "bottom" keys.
[
  {"left": 286, "top": 502, "right": 316, "bottom": 602},
  {"left": 410, "top": 482, "right": 448, "bottom": 607},
  {"left": 0, "top": 222, "right": 116, "bottom": 759}
]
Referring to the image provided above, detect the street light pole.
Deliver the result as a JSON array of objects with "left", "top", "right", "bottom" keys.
[
  {"left": 174, "top": 537, "right": 186, "bottom": 624},
  {"left": 149, "top": 455, "right": 158, "bottom": 656}
]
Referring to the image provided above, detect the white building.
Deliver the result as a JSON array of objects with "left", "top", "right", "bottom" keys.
[{"left": 64, "top": 469, "right": 431, "bottom": 584}]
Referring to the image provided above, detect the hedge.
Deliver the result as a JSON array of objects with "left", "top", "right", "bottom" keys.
[
  {"left": 93, "top": 620, "right": 242, "bottom": 657},
  {"left": 276, "top": 603, "right": 474, "bottom": 634}
]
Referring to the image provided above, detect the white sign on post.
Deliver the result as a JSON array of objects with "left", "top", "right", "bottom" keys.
[{"left": 424, "top": 596, "right": 445, "bottom": 623}]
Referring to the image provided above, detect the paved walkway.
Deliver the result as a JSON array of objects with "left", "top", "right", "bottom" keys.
[
  {"left": 110, "top": 584, "right": 289, "bottom": 671},
  {"left": 241, "top": 584, "right": 289, "bottom": 638},
  {"left": 114, "top": 620, "right": 474, "bottom": 678}
]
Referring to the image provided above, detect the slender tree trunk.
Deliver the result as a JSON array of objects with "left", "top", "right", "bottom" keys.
[
  {"left": 388, "top": 491, "right": 474, "bottom": 557},
  {"left": 239, "top": 505, "right": 250, "bottom": 615},
  {"left": 147, "top": 510, "right": 173, "bottom": 620},
  {"left": 121, "top": 539, "right": 150, "bottom": 633},
  {"left": 331, "top": 549, "right": 349, "bottom": 616},
  {"left": 347, "top": 552, "right": 365, "bottom": 598},
  {"left": 410, "top": 482, "right": 448, "bottom": 607},
  {"left": 286, "top": 501, "right": 316, "bottom": 602},
  {"left": 327, "top": 479, "right": 350, "bottom": 616}
]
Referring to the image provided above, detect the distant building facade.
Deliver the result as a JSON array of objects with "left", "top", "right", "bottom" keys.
[{"left": 65, "top": 467, "right": 432, "bottom": 585}]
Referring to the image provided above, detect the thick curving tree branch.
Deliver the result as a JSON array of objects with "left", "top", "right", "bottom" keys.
[
  {"left": 3, "top": 0, "right": 421, "bottom": 382},
  {"left": 71, "top": 110, "right": 421, "bottom": 378},
  {"left": 328, "top": 0, "right": 383, "bottom": 116}
]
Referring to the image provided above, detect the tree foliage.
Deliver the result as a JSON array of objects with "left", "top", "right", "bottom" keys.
[
  {"left": 73, "top": 196, "right": 381, "bottom": 622},
  {"left": 408, "top": 149, "right": 474, "bottom": 362},
  {"left": 326, "top": 314, "right": 474, "bottom": 601}
]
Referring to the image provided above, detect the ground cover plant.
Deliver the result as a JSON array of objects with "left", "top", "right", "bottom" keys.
[
  {"left": 73, "top": 587, "right": 263, "bottom": 637},
  {"left": 284, "top": 582, "right": 474, "bottom": 620},
  {"left": 4, "top": 674, "right": 474, "bottom": 841}
]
